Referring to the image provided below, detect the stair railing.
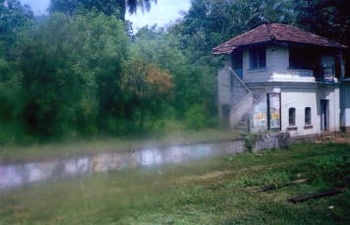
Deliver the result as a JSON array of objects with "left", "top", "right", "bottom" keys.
[{"left": 227, "top": 67, "right": 255, "bottom": 128}]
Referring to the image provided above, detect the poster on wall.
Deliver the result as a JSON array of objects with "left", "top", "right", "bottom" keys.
[
  {"left": 268, "top": 93, "right": 281, "bottom": 130},
  {"left": 252, "top": 95, "right": 267, "bottom": 131}
]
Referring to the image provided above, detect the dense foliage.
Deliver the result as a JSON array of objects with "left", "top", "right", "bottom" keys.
[
  {"left": 294, "top": 0, "right": 350, "bottom": 76},
  {"left": 0, "top": 0, "right": 348, "bottom": 144},
  {"left": 18, "top": 13, "right": 131, "bottom": 137},
  {"left": 132, "top": 27, "right": 217, "bottom": 128},
  {"left": 0, "top": 3, "right": 175, "bottom": 142},
  {"left": 169, "top": 0, "right": 295, "bottom": 65}
]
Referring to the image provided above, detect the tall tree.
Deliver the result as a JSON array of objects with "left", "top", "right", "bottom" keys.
[
  {"left": 17, "top": 12, "right": 130, "bottom": 137},
  {"left": 171, "top": 0, "right": 295, "bottom": 65},
  {"left": 133, "top": 26, "right": 217, "bottom": 125},
  {"left": 49, "top": 0, "right": 156, "bottom": 20},
  {"left": 0, "top": 1, "right": 32, "bottom": 142},
  {"left": 0, "top": 0, "right": 33, "bottom": 56},
  {"left": 295, "top": 0, "right": 350, "bottom": 45},
  {"left": 294, "top": 0, "right": 350, "bottom": 76}
]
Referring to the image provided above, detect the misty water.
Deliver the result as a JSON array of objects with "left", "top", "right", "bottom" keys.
[{"left": 0, "top": 140, "right": 244, "bottom": 191}]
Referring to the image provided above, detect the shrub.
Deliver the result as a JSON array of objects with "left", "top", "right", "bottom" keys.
[{"left": 185, "top": 104, "right": 206, "bottom": 130}]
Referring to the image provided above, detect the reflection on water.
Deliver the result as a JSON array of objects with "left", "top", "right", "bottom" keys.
[{"left": 0, "top": 140, "right": 244, "bottom": 190}]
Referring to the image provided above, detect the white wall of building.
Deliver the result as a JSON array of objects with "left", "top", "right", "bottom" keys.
[
  {"left": 221, "top": 44, "right": 343, "bottom": 136},
  {"left": 218, "top": 67, "right": 231, "bottom": 105},
  {"left": 242, "top": 45, "right": 336, "bottom": 84},
  {"left": 327, "top": 87, "right": 340, "bottom": 132},
  {"left": 280, "top": 85, "right": 340, "bottom": 136},
  {"left": 247, "top": 83, "right": 340, "bottom": 136},
  {"left": 243, "top": 46, "right": 273, "bottom": 83},
  {"left": 271, "top": 46, "right": 316, "bottom": 82},
  {"left": 281, "top": 90, "right": 319, "bottom": 136}
]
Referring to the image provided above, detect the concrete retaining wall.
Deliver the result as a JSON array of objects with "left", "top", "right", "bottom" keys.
[
  {"left": 240, "top": 131, "right": 333, "bottom": 152},
  {"left": 225, "top": 139, "right": 246, "bottom": 154},
  {"left": 251, "top": 132, "right": 291, "bottom": 152},
  {"left": 225, "top": 132, "right": 292, "bottom": 153}
]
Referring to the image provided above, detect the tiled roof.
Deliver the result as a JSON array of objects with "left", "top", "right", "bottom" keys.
[{"left": 212, "top": 23, "right": 347, "bottom": 55}]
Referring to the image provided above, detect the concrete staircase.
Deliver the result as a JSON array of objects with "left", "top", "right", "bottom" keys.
[
  {"left": 227, "top": 67, "right": 255, "bottom": 133},
  {"left": 218, "top": 67, "right": 266, "bottom": 134},
  {"left": 235, "top": 114, "right": 250, "bottom": 135}
]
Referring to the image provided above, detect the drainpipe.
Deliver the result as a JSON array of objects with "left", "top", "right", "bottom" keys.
[{"left": 339, "top": 49, "right": 347, "bottom": 132}]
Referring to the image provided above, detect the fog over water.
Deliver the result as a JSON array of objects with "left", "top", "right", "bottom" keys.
[{"left": 0, "top": 141, "right": 244, "bottom": 190}]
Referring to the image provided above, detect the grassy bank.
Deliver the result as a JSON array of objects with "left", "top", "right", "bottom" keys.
[
  {"left": 0, "top": 142, "right": 349, "bottom": 224},
  {"left": 0, "top": 129, "right": 239, "bottom": 162}
]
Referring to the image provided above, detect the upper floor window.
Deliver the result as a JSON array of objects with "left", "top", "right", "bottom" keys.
[
  {"left": 305, "top": 107, "right": 311, "bottom": 125},
  {"left": 250, "top": 47, "right": 266, "bottom": 70},
  {"left": 232, "top": 50, "right": 243, "bottom": 79},
  {"left": 289, "top": 47, "right": 317, "bottom": 70},
  {"left": 289, "top": 108, "right": 296, "bottom": 126}
]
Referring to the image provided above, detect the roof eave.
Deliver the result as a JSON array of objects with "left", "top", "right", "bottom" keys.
[
  {"left": 212, "top": 50, "right": 233, "bottom": 55},
  {"left": 212, "top": 39, "right": 348, "bottom": 56}
]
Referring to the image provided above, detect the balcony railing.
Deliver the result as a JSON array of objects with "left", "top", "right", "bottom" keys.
[{"left": 315, "top": 66, "right": 335, "bottom": 82}]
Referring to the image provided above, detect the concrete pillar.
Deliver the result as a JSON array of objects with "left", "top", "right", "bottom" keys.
[{"left": 340, "top": 81, "right": 350, "bottom": 133}]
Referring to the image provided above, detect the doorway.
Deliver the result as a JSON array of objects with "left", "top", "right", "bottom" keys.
[{"left": 320, "top": 99, "right": 329, "bottom": 131}]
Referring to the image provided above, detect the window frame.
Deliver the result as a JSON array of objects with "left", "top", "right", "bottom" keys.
[
  {"left": 288, "top": 47, "right": 317, "bottom": 70},
  {"left": 231, "top": 50, "right": 243, "bottom": 79},
  {"left": 249, "top": 46, "right": 266, "bottom": 70},
  {"left": 288, "top": 107, "right": 296, "bottom": 127},
  {"left": 304, "top": 107, "right": 312, "bottom": 128}
]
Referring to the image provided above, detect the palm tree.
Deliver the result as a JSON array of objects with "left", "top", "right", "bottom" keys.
[
  {"left": 49, "top": 0, "right": 157, "bottom": 20},
  {"left": 127, "top": 0, "right": 157, "bottom": 15}
]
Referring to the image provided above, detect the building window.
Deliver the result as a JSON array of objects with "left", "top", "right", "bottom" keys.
[
  {"left": 232, "top": 50, "right": 243, "bottom": 79},
  {"left": 250, "top": 47, "right": 266, "bottom": 70},
  {"left": 289, "top": 47, "right": 317, "bottom": 70},
  {"left": 305, "top": 107, "right": 311, "bottom": 126},
  {"left": 289, "top": 108, "right": 296, "bottom": 126}
]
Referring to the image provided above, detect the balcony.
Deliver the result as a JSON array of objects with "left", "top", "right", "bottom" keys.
[{"left": 315, "top": 66, "right": 336, "bottom": 83}]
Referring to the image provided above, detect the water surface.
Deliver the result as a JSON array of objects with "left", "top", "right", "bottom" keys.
[{"left": 0, "top": 140, "right": 244, "bottom": 190}]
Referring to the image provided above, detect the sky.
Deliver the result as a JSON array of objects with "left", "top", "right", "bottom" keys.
[{"left": 20, "top": 0, "right": 191, "bottom": 31}]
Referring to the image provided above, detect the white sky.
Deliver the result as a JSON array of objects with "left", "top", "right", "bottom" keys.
[
  {"left": 20, "top": 0, "right": 191, "bottom": 31},
  {"left": 126, "top": 0, "right": 190, "bottom": 30},
  {"left": 20, "top": 0, "right": 50, "bottom": 15}
]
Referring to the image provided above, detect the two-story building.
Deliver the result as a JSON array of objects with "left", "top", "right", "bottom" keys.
[{"left": 213, "top": 23, "right": 349, "bottom": 136}]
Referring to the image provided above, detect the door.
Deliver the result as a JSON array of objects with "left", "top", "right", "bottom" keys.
[{"left": 320, "top": 99, "right": 329, "bottom": 131}]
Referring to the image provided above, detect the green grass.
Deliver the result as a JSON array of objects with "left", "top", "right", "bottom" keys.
[
  {"left": 0, "top": 143, "right": 349, "bottom": 224},
  {"left": 0, "top": 129, "right": 239, "bottom": 162}
]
